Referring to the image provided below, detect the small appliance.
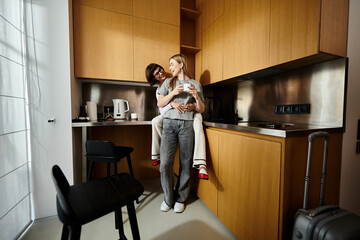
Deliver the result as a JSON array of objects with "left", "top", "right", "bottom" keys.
[{"left": 112, "top": 99, "right": 129, "bottom": 120}]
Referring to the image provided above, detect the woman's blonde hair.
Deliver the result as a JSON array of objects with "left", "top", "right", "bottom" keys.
[{"left": 168, "top": 54, "right": 192, "bottom": 90}]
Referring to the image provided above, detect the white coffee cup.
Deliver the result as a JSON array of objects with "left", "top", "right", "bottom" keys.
[
  {"left": 131, "top": 113, "right": 139, "bottom": 120},
  {"left": 183, "top": 83, "right": 191, "bottom": 92}
]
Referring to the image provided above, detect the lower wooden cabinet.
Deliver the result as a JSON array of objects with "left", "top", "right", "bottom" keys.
[{"left": 194, "top": 127, "right": 342, "bottom": 240}]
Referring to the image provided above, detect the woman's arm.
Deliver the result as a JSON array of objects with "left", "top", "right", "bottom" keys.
[
  {"left": 188, "top": 85, "right": 205, "bottom": 113},
  {"left": 157, "top": 84, "right": 184, "bottom": 107}
]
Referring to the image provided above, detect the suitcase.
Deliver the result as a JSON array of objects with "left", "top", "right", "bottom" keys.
[{"left": 292, "top": 131, "right": 360, "bottom": 240}]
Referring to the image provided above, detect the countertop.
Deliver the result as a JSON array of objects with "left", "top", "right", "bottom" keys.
[
  {"left": 72, "top": 119, "right": 343, "bottom": 138},
  {"left": 203, "top": 121, "right": 344, "bottom": 138},
  {"left": 72, "top": 120, "right": 152, "bottom": 127}
]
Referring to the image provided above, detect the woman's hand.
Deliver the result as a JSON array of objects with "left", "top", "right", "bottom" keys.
[
  {"left": 171, "top": 84, "right": 184, "bottom": 97},
  {"left": 171, "top": 102, "right": 186, "bottom": 113},
  {"left": 187, "top": 84, "right": 200, "bottom": 100}
]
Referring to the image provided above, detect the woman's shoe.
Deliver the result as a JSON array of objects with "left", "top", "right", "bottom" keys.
[
  {"left": 152, "top": 159, "right": 160, "bottom": 166},
  {"left": 174, "top": 202, "right": 185, "bottom": 213},
  {"left": 160, "top": 200, "right": 171, "bottom": 212},
  {"left": 199, "top": 165, "right": 208, "bottom": 180}
]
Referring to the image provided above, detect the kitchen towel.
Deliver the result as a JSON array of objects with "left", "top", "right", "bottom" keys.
[{"left": 86, "top": 101, "right": 97, "bottom": 121}]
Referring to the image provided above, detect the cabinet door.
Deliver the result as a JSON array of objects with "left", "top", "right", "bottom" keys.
[
  {"left": 196, "top": 128, "right": 219, "bottom": 216},
  {"left": 133, "top": 0, "right": 180, "bottom": 26},
  {"left": 73, "top": 3, "right": 133, "bottom": 80},
  {"left": 201, "top": 17, "right": 223, "bottom": 85},
  {"left": 218, "top": 131, "right": 281, "bottom": 240},
  {"left": 222, "top": 0, "right": 271, "bottom": 79},
  {"left": 73, "top": 0, "right": 132, "bottom": 15},
  {"left": 133, "top": 18, "right": 179, "bottom": 82},
  {"left": 270, "top": 0, "right": 321, "bottom": 66}
]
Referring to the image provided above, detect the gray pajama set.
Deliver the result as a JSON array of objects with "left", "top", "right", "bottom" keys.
[{"left": 158, "top": 78, "right": 204, "bottom": 206}]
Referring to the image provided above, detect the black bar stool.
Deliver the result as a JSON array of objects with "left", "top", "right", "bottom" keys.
[
  {"left": 86, "top": 140, "right": 135, "bottom": 180},
  {"left": 51, "top": 165, "right": 144, "bottom": 240}
]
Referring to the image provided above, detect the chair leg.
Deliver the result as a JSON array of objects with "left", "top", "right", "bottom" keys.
[
  {"left": 87, "top": 162, "right": 94, "bottom": 181},
  {"left": 126, "top": 155, "right": 139, "bottom": 203},
  {"left": 70, "top": 225, "right": 81, "bottom": 240},
  {"left": 126, "top": 155, "right": 135, "bottom": 177},
  {"left": 127, "top": 202, "right": 140, "bottom": 240},
  {"left": 107, "top": 163, "right": 111, "bottom": 177},
  {"left": 61, "top": 225, "right": 69, "bottom": 240},
  {"left": 113, "top": 162, "right": 117, "bottom": 176},
  {"left": 115, "top": 209, "right": 127, "bottom": 240}
]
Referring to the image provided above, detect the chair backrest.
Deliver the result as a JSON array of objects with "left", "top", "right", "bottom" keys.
[
  {"left": 86, "top": 140, "right": 117, "bottom": 159},
  {"left": 51, "top": 165, "right": 76, "bottom": 218}
]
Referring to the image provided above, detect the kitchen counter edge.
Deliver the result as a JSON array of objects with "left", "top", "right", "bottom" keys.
[
  {"left": 203, "top": 121, "right": 344, "bottom": 138},
  {"left": 72, "top": 120, "right": 152, "bottom": 127}
]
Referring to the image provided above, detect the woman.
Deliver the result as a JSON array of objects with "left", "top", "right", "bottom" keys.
[
  {"left": 157, "top": 54, "right": 205, "bottom": 213},
  {"left": 145, "top": 63, "right": 208, "bottom": 179}
]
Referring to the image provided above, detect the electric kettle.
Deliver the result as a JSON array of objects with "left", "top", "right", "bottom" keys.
[{"left": 112, "top": 99, "right": 129, "bottom": 120}]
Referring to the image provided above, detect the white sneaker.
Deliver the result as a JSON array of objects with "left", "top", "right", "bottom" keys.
[
  {"left": 174, "top": 202, "right": 185, "bottom": 213},
  {"left": 160, "top": 201, "right": 171, "bottom": 212}
]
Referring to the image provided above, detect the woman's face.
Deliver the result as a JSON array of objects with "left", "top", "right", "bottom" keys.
[
  {"left": 153, "top": 67, "right": 166, "bottom": 82},
  {"left": 169, "top": 58, "right": 182, "bottom": 77}
]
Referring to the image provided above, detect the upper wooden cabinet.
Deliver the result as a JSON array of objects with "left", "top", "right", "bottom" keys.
[
  {"left": 133, "top": 0, "right": 180, "bottom": 26},
  {"left": 73, "top": 2, "right": 133, "bottom": 80},
  {"left": 222, "top": 0, "right": 271, "bottom": 80},
  {"left": 73, "top": 0, "right": 180, "bottom": 82},
  {"left": 133, "top": 18, "right": 179, "bottom": 82},
  {"left": 73, "top": 0, "right": 132, "bottom": 14},
  {"left": 270, "top": 0, "right": 349, "bottom": 67}
]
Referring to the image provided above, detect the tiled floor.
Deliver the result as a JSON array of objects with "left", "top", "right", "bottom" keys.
[{"left": 20, "top": 177, "right": 237, "bottom": 240}]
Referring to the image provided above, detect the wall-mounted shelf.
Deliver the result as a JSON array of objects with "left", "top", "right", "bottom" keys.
[
  {"left": 181, "top": 44, "right": 201, "bottom": 54},
  {"left": 180, "top": 7, "right": 200, "bottom": 20}
]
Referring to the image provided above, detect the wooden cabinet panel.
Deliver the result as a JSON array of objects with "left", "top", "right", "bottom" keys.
[
  {"left": 73, "top": 0, "right": 132, "bottom": 15},
  {"left": 133, "top": 0, "right": 180, "bottom": 26},
  {"left": 202, "top": 17, "right": 223, "bottom": 85},
  {"left": 133, "top": 18, "right": 179, "bottom": 82},
  {"left": 223, "top": 0, "right": 271, "bottom": 79},
  {"left": 73, "top": 3, "right": 133, "bottom": 80},
  {"left": 319, "top": 0, "right": 349, "bottom": 56},
  {"left": 217, "top": 131, "right": 281, "bottom": 240},
  {"left": 270, "top": 0, "right": 321, "bottom": 66},
  {"left": 194, "top": 128, "right": 219, "bottom": 215},
  {"left": 202, "top": 0, "right": 224, "bottom": 30}
]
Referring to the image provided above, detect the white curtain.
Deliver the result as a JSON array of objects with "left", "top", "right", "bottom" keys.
[{"left": 0, "top": 0, "right": 32, "bottom": 239}]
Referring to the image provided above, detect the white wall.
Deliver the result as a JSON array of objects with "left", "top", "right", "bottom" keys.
[
  {"left": 24, "top": 0, "right": 73, "bottom": 219},
  {"left": 340, "top": 0, "right": 360, "bottom": 215}
]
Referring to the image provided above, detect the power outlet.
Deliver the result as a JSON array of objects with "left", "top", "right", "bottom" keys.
[{"left": 275, "top": 104, "right": 310, "bottom": 114}]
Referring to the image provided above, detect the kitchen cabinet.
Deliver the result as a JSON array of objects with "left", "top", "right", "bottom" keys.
[
  {"left": 73, "top": 0, "right": 180, "bottom": 82},
  {"left": 222, "top": 0, "right": 271, "bottom": 79},
  {"left": 201, "top": 17, "right": 223, "bottom": 85},
  {"left": 133, "top": 0, "right": 179, "bottom": 26},
  {"left": 194, "top": 127, "right": 342, "bottom": 240},
  {"left": 73, "top": 2, "right": 133, "bottom": 80},
  {"left": 133, "top": 18, "right": 179, "bottom": 82},
  {"left": 192, "top": 128, "right": 219, "bottom": 215},
  {"left": 270, "top": 0, "right": 349, "bottom": 68}
]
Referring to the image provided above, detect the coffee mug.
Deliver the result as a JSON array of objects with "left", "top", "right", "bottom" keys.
[
  {"left": 131, "top": 113, "right": 139, "bottom": 120},
  {"left": 183, "top": 83, "right": 191, "bottom": 92}
]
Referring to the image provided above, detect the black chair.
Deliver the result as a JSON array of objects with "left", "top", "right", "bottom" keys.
[
  {"left": 51, "top": 165, "right": 144, "bottom": 240},
  {"left": 86, "top": 140, "right": 135, "bottom": 181}
]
